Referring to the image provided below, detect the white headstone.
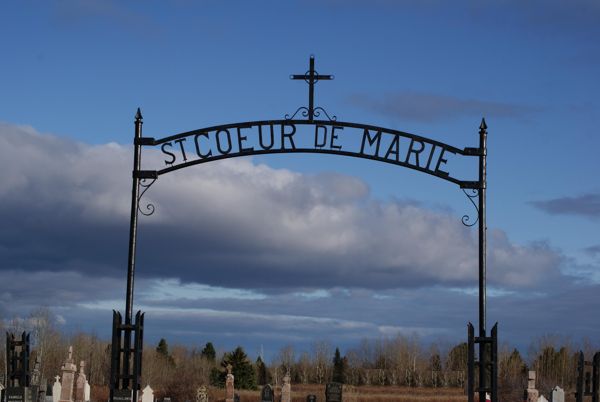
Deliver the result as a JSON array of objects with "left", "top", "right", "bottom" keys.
[
  {"left": 528, "top": 371, "right": 536, "bottom": 389},
  {"left": 141, "top": 385, "right": 154, "bottom": 402},
  {"left": 84, "top": 381, "right": 91, "bottom": 402},
  {"left": 551, "top": 386, "right": 564, "bottom": 402},
  {"left": 53, "top": 376, "right": 63, "bottom": 402},
  {"left": 538, "top": 396, "right": 549, "bottom": 402}
]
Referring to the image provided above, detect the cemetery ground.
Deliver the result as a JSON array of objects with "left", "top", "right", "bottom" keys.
[
  {"left": 90, "top": 384, "right": 469, "bottom": 402},
  {"left": 220, "top": 384, "right": 468, "bottom": 402}
]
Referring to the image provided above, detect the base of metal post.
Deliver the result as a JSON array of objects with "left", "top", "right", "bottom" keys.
[
  {"left": 109, "top": 311, "right": 145, "bottom": 402},
  {"left": 467, "top": 322, "right": 497, "bottom": 402}
]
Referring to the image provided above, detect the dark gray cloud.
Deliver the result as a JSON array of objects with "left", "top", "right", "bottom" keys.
[
  {"left": 0, "top": 122, "right": 565, "bottom": 292},
  {"left": 348, "top": 91, "right": 538, "bottom": 123},
  {"left": 531, "top": 193, "right": 600, "bottom": 218},
  {"left": 584, "top": 245, "right": 600, "bottom": 257},
  {"left": 51, "top": 0, "right": 161, "bottom": 35}
]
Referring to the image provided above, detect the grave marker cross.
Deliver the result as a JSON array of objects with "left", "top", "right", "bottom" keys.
[{"left": 290, "top": 55, "right": 333, "bottom": 121}]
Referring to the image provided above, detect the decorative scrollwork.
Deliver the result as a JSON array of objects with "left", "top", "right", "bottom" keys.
[
  {"left": 284, "top": 106, "right": 337, "bottom": 121},
  {"left": 285, "top": 107, "right": 309, "bottom": 120},
  {"left": 138, "top": 178, "right": 157, "bottom": 217},
  {"left": 313, "top": 107, "right": 337, "bottom": 121},
  {"left": 461, "top": 188, "right": 479, "bottom": 227}
]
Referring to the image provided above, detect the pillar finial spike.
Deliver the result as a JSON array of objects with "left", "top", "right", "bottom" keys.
[
  {"left": 479, "top": 117, "right": 487, "bottom": 131},
  {"left": 135, "top": 108, "right": 143, "bottom": 121}
]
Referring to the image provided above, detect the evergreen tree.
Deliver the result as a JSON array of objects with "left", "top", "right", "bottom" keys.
[
  {"left": 156, "top": 338, "right": 175, "bottom": 366},
  {"left": 201, "top": 342, "right": 217, "bottom": 362},
  {"left": 256, "top": 356, "right": 268, "bottom": 386},
  {"left": 211, "top": 346, "right": 257, "bottom": 390},
  {"left": 156, "top": 338, "right": 169, "bottom": 357},
  {"left": 332, "top": 347, "right": 347, "bottom": 383}
]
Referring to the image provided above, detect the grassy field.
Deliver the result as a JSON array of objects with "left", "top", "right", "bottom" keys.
[{"left": 210, "top": 384, "right": 469, "bottom": 402}]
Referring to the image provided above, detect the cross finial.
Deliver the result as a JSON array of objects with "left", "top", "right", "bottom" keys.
[{"left": 290, "top": 55, "right": 333, "bottom": 121}]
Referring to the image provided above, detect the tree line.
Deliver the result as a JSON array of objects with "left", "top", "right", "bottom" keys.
[{"left": 1, "top": 309, "right": 597, "bottom": 402}]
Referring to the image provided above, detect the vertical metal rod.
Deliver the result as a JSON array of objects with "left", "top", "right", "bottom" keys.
[
  {"left": 491, "top": 324, "right": 498, "bottom": 402},
  {"left": 478, "top": 118, "right": 487, "bottom": 336},
  {"left": 593, "top": 352, "right": 599, "bottom": 402},
  {"left": 577, "top": 351, "right": 584, "bottom": 402},
  {"left": 308, "top": 55, "right": 315, "bottom": 121},
  {"left": 478, "top": 118, "right": 487, "bottom": 402},
  {"left": 125, "top": 108, "right": 143, "bottom": 324},
  {"left": 467, "top": 323, "right": 474, "bottom": 402},
  {"left": 123, "top": 108, "right": 143, "bottom": 391}
]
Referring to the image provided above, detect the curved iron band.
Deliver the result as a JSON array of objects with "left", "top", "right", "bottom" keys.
[
  {"left": 152, "top": 119, "right": 468, "bottom": 155},
  {"left": 156, "top": 148, "right": 473, "bottom": 188}
]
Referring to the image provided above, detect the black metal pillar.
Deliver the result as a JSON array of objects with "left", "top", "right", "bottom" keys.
[
  {"left": 593, "top": 352, "right": 600, "bottom": 402},
  {"left": 109, "top": 109, "right": 145, "bottom": 402},
  {"left": 126, "top": 108, "right": 143, "bottom": 326},
  {"left": 490, "top": 324, "right": 498, "bottom": 402},
  {"left": 577, "top": 351, "right": 584, "bottom": 402},
  {"left": 478, "top": 118, "right": 488, "bottom": 402},
  {"left": 125, "top": 108, "right": 143, "bottom": 393},
  {"left": 6, "top": 332, "right": 31, "bottom": 388},
  {"left": 467, "top": 119, "right": 495, "bottom": 402},
  {"left": 468, "top": 323, "right": 475, "bottom": 402}
]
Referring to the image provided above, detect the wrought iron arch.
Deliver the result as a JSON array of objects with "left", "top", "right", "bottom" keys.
[{"left": 110, "top": 56, "right": 496, "bottom": 402}]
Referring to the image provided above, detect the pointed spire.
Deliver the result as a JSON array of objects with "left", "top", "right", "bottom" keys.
[
  {"left": 479, "top": 117, "right": 487, "bottom": 131},
  {"left": 135, "top": 108, "right": 143, "bottom": 121}
]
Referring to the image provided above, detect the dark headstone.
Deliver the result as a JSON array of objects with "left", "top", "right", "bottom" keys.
[
  {"left": 233, "top": 394, "right": 240, "bottom": 402},
  {"left": 307, "top": 395, "right": 317, "bottom": 402},
  {"left": 112, "top": 389, "right": 133, "bottom": 402},
  {"left": 325, "top": 383, "right": 342, "bottom": 402},
  {"left": 6, "top": 387, "right": 26, "bottom": 402},
  {"left": 261, "top": 385, "right": 274, "bottom": 402}
]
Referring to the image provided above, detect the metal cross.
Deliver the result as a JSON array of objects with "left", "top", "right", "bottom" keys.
[{"left": 290, "top": 55, "right": 333, "bottom": 121}]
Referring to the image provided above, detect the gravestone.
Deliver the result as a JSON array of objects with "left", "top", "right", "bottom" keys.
[
  {"left": 162, "top": 397, "right": 171, "bottom": 402},
  {"left": 112, "top": 390, "right": 133, "bottom": 402},
  {"left": 233, "top": 395, "right": 239, "bottom": 402},
  {"left": 52, "top": 377, "right": 62, "bottom": 402},
  {"left": 141, "top": 386, "right": 154, "bottom": 402},
  {"left": 325, "top": 383, "right": 342, "bottom": 402},
  {"left": 261, "top": 385, "right": 274, "bottom": 402},
  {"left": 195, "top": 386, "right": 207, "bottom": 402},
  {"left": 84, "top": 381, "right": 90, "bottom": 402},
  {"left": 551, "top": 386, "right": 564, "bottom": 402},
  {"left": 75, "top": 362, "right": 86, "bottom": 402},
  {"left": 306, "top": 395, "right": 317, "bottom": 402},
  {"left": 526, "top": 371, "right": 539, "bottom": 402},
  {"left": 59, "top": 347, "right": 77, "bottom": 402},
  {"left": 538, "top": 396, "right": 549, "bottom": 402},
  {"left": 6, "top": 387, "right": 27, "bottom": 402},
  {"left": 39, "top": 379, "right": 48, "bottom": 402},
  {"left": 225, "top": 365, "right": 234, "bottom": 402},
  {"left": 281, "top": 374, "right": 291, "bottom": 402}
]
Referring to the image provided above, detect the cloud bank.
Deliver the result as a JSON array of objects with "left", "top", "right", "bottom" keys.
[
  {"left": 531, "top": 193, "right": 600, "bottom": 219},
  {"left": 0, "top": 121, "right": 592, "bottom": 352},
  {"left": 0, "top": 122, "right": 561, "bottom": 292},
  {"left": 349, "top": 91, "right": 538, "bottom": 123}
]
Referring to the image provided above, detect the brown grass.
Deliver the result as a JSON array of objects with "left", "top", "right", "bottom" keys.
[{"left": 208, "top": 384, "right": 468, "bottom": 402}]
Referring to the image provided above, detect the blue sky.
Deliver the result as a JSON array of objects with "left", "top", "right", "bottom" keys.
[{"left": 1, "top": 0, "right": 599, "bottom": 361}]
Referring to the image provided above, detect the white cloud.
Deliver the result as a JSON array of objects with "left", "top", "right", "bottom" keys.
[{"left": 0, "top": 122, "right": 566, "bottom": 293}]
